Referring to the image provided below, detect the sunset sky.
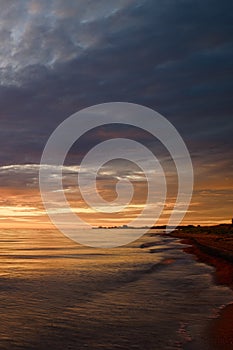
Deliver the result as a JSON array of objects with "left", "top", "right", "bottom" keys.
[{"left": 0, "top": 0, "right": 232, "bottom": 228}]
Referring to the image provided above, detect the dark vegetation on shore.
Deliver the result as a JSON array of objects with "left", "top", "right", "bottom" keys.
[{"left": 176, "top": 224, "right": 233, "bottom": 235}]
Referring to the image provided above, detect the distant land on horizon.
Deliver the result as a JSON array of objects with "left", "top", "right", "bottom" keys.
[{"left": 92, "top": 222, "right": 233, "bottom": 230}]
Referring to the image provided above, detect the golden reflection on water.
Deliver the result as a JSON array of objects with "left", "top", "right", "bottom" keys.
[
  {"left": 0, "top": 229, "right": 156, "bottom": 276},
  {"left": 0, "top": 229, "right": 232, "bottom": 350},
  {"left": 0, "top": 229, "right": 161, "bottom": 350}
]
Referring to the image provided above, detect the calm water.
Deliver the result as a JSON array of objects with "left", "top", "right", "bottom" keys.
[{"left": 0, "top": 228, "right": 232, "bottom": 350}]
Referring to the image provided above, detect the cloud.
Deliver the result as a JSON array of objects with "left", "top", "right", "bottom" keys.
[
  {"left": 0, "top": 0, "right": 139, "bottom": 74},
  {"left": 0, "top": 0, "right": 232, "bottom": 225}
]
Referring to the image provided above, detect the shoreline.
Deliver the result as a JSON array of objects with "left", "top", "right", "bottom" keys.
[{"left": 169, "top": 231, "right": 233, "bottom": 349}]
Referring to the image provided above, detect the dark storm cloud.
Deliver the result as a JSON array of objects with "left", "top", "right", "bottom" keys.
[{"left": 0, "top": 0, "right": 232, "bottom": 166}]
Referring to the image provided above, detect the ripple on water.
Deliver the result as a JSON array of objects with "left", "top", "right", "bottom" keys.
[{"left": 0, "top": 229, "right": 232, "bottom": 350}]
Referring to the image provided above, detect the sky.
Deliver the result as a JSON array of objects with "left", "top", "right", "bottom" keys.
[{"left": 0, "top": 0, "right": 232, "bottom": 228}]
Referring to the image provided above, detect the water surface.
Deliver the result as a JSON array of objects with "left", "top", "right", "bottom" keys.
[{"left": 0, "top": 229, "right": 232, "bottom": 349}]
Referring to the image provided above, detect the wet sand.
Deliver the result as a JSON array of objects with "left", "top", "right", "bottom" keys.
[
  {"left": 169, "top": 230, "right": 233, "bottom": 350},
  {"left": 209, "top": 304, "right": 233, "bottom": 350}
]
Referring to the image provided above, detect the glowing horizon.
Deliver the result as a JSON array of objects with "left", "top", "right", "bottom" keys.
[{"left": 0, "top": 161, "right": 232, "bottom": 229}]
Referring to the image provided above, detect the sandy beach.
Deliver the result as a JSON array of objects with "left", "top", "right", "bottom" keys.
[{"left": 169, "top": 227, "right": 233, "bottom": 350}]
